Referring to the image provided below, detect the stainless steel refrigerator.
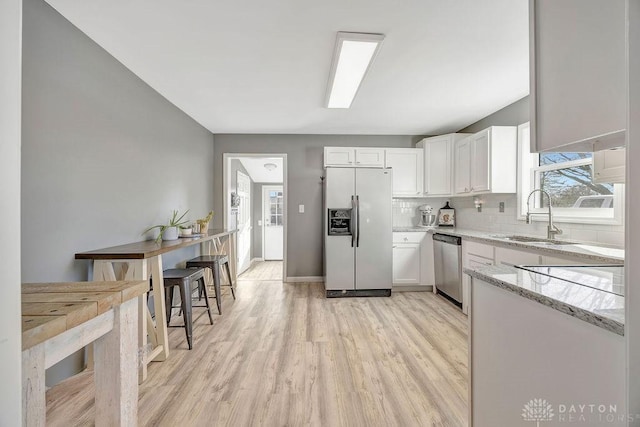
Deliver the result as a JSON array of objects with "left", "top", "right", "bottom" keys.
[{"left": 324, "top": 167, "right": 392, "bottom": 297}]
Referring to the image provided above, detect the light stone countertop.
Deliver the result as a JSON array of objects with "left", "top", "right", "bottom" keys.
[
  {"left": 424, "top": 227, "right": 624, "bottom": 264},
  {"left": 465, "top": 264, "right": 624, "bottom": 335}
]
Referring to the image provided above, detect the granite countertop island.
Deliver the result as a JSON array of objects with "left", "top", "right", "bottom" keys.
[{"left": 465, "top": 264, "right": 624, "bottom": 335}]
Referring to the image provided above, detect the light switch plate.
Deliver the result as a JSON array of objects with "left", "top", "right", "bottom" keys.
[
  {"left": 298, "top": 204, "right": 305, "bottom": 213},
  {"left": 499, "top": 202, "right": 505, "bottom": 213}
]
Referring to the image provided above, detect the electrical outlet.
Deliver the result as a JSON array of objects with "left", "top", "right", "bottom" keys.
[
  {"left": 299, "top": 204, "right": 305, "bottom": 213},
  {"left": 499, "top": 202, "right": 505, "bottom": 213}
]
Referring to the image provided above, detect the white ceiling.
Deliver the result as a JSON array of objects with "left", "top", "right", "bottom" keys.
[
  {"left": 238, "top": 157, "right": 284, "bottom": 184},
  {"left": 44, "top": 0, "right": 529, "bottom": 135}
]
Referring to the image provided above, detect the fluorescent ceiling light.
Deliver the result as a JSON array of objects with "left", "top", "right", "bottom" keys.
[{"left": 325, "top": 32, "right": 385, "bottom": 109}]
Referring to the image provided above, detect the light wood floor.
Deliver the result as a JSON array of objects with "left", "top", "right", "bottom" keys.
[
  {"left": 239, "top": 261, "right": 283, "bottom": 281},
  {"left": 46, "top": 282, "right": 468, "bottom": 426}
]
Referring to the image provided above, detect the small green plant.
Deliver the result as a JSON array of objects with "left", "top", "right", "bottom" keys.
[{"left": 143, "top": 210, "right": 190, "bottom": 243}]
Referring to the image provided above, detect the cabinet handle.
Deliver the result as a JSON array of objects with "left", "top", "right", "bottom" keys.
[{"left": 393, "top": 245, "right": 397, "bottom": 248}]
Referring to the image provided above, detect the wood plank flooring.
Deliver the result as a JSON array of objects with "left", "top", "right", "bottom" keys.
[
  {"left": 46, "top": 281, "right": 468, "bottom": 426},
  {"left": 239, "top": 261, "right": 283, "bottom": 281}
]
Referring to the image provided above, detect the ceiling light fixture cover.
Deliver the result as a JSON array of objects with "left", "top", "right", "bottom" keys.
[
  {"left": 325, "top": 32, "right": 385, "bottom": 109},
  {"left": 264, "top": 163, "right": 277, "bottom": 171}
]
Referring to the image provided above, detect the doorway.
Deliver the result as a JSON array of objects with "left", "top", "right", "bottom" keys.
[{"left": 223, "top": 154, "right": 287, "bottom": 282}]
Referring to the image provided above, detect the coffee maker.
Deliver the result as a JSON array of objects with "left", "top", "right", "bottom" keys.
[{"left": 418, "top": 205, "right": 437, "bottom": 228}]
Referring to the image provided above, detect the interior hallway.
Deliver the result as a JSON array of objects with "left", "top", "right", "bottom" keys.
[
  {"left": 45, "top": 280, "right": 468, "bottom": 426},
  {"left": 239, "top": 260, "right": 283, "bottom": 281}
]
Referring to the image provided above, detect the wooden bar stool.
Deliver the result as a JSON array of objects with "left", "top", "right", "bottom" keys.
[
  {"left": 186, "top": 255, "right": 236, "bottom": 315},
  {"left": 163, "top": 268, "right": 214, "bottom": 350}
]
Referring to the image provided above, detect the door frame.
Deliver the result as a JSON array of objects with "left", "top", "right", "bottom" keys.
[
  {"left": 223, "top": 153, "right": 288, "bottom": 281},
  {"left": 262, "top": 184, "right": 284, "bottom": 261},
  {"left": 235, "top": 170, "right": 251, "bottom": 274}
]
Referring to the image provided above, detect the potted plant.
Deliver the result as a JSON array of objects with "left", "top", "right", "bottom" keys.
[{"left": 143, "top": 210, "right": 189, "bottom": 243}]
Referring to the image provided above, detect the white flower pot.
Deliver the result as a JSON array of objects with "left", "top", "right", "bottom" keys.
[{"left": 162, "top": 226, "right": 179, "bottom": 241}]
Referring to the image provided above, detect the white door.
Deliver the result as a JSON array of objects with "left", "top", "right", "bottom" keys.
[
  {"left": 392, "top": 243, "right": 421, "bottom": 284},
  {"left": 454, "top": 138, "right": 471, "bottom": 194},
  {"left": 236, "top": 171, "right": 251, "bottom": 274},
  {"left": 263, "top": 186, "right": 284, "bottom": 260},
  {"left": 384, "top": 148, "right": 424, "bottom": 196},
  {"left": 471, "top": 129, "right": 491, "bottom": 192}
]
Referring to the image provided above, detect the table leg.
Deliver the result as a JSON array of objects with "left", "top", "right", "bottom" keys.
[
  {"left": 94, "top": 297, "right": 138, "bottom": 426},
  {"left": 123, "top": 259, "right": 149, "bottom": 383},
  {"left": 22, "top": 344, "right": 46, "bottom": 427},
  {"left": 149, "top": 256, "right": 169, "bottom": 362}
]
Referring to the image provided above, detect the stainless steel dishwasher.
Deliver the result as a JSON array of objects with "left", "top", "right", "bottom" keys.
[{"left": 433, "top": 233, "right": 462, "bottom": 307}]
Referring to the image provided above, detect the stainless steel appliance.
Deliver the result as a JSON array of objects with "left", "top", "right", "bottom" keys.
[
  {"left": 433, "top": 233, "right": 462, "bottom": 306},
  {"left": 418, "top": 204, "right": 437, "bottom": 228},
  {"left": 324, "top": 167, "right": 392, "bottom": 297}
]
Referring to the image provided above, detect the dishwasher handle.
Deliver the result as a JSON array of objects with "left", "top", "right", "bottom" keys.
[{"left": 433, "top": 233, "right": 462, "bottom": 245}]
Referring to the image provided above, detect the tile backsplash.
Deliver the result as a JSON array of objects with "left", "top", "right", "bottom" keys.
[{"left": 393, "top": 194, "right": 624, "bottom": 248}]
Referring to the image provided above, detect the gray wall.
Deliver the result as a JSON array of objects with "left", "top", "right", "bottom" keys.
[
  {"left": 22, "top": 0, "right": 214, "bottom": 384},
  {"left": 213, "top": 135, "right": 414, "bottom": 278},
  {"left": 0, "top": 0, "right": 23, "bottom": 423},
  {"left": 458, "top": 96, "right": 529, "bottom": 133}
]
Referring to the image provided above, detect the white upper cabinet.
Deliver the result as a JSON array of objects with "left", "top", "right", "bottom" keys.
[
  {"left": 454, "top": 126, "right": 517, "bottom": 195},
  {"left": 384, "top": 148, "right": 424, "bottom": 197},
  {"left": 593, "top": 148, "right": 625, "bottom": 184},
  {"left": 324, "top": 147, "right": 385, "bottom": 167},
  {"left": 530, "top": 0, "right": 626, "bottom": 152},
  {"left": 354, "top": 148, "right": 385, "bottom": 167},
  {"left": 454, "top": 137, "right": 472, "bottom": 194},
  {"left": 324, "top": 147, "right": 354, "bottom": 166},
  {"left": 417, "top": 133, "right": 468, "bottom": 196}
]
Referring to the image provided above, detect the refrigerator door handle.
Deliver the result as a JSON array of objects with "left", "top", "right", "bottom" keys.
[
  {"left": 356, "top": 195, "right": 360, "bottom": 247},
  {"left": 351, "top": 196, "right": 356, "bottom": 247}
]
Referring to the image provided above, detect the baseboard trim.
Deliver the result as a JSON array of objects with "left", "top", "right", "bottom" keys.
[
  {"left": 250, "top": 257, "right": 264, "bottom": 265},
  {"left": 285, "top": 276, "right": 324, "bottom": 283},
  {"left": 392, "top": 284, "right": 434, "bottom": 292}
]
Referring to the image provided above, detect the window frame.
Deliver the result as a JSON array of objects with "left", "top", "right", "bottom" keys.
[{"left": 516, "top": 122, "right": 624, "bottom": 225}]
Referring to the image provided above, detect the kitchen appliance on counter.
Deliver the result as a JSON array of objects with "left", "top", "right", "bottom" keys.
[
  {"left": 433, "top": 233, "right": 463, "bottom": 307},
  {"left": 418, "top": 204, "right": 437, "bottom": 228},
  {"left": 324, "top": 167, "right": 392, "bottom": 297}
]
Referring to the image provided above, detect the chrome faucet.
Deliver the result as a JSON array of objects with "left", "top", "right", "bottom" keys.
[{"left": 525, "top": 189, "right": 563, "bottom": 240}]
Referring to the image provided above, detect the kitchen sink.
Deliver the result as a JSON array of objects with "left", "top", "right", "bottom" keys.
[{"left": 492, "top": 235, "right": 577, "bottom": 245}]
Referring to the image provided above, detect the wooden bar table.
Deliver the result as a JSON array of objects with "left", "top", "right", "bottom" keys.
[
  {"left": 22, "top": 280, "right": 148, "bottom": 426},
  {"left": 75, "top": 229, "right": 237, "bottom": 381}
]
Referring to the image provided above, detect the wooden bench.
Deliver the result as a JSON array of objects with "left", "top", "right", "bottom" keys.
[{"left": 22, "top": 280, "right": 148, "bottom": 427}]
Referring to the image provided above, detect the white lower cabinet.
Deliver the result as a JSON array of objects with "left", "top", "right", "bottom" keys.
[
  {"left": 392, "top": 243, "right": 421, "bottom": 284},
  {"left": 470, "top": 277, "right": 625, "bottom": 426},
  {"left": 392, "top": 232, "right": 433, "bottom": 289},
  {"left": 494, "top": 247, "right": 541, "bottom": 266}
]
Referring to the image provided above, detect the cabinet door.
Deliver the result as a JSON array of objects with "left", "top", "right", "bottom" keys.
[
  {"left": 470, "top": 130, "right": 490, "bottom": 193},
  {"left": 593, "top": 148, "right": 625, "bottom": 184},
  {"left": 454, "top": 138, "right": 471, "bottom": 194},
  {"left": 494, "top": 247, "right": 541, "bottom": 266},
  {"left": 355, "top": 148, "right": 385, "bottom": 167},
  {"left": 531, "top": 0, "right": 625, "bottom": 152},
  {"left": 425, "top": 136, "right": 452, "bottom": 196},
  {"left": 385, "top": 149, "right": 424, "bottom": 196},
  {"left": 392, "top": 243, "right": 421, "bottom": 284},
  {"left": 324, "top": 147, "right": 355, "bottom": 167}
]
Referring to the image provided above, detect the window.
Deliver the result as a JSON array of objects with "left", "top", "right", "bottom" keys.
[
  {"left": 517, "top": 122, "right": 623, "bottom": 224},
  {"left": 268, "top": 190, "right": 284, "bottom": 226}
]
